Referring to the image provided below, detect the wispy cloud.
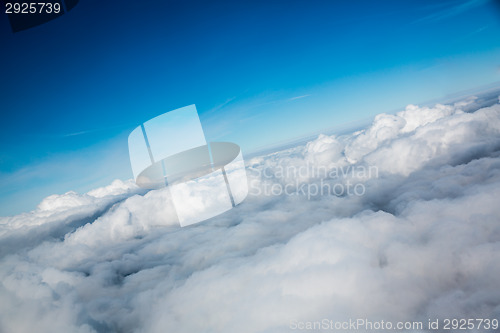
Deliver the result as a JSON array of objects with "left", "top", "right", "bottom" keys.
[
  {"left": 61, "top": 130, "right": 97, "bottom": 137},
  {"left": 414, "top": 0, "right": 488, "bottom": 24},
  {"left": 450, "top": 25, "right": 488, "bottom": 44},
  {"left": 204, "top": 96, "right": 238, "bottom": 115},
  {"left": 288, "top": 94, "right": 311, "bottom": 101},
  {"left": 57, "top": 123, "right": 132, "bottom": 138}
]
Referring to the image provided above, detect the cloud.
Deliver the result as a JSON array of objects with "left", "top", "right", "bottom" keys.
[
  {"left": 414, "top": 0, "right": 489, "bottom": 24},
  {"left": 1, "top": 96, "right": 500, "bottom": 332},
  {"left": 288, "top": 95, "right": 311, "bottom": 101},
  {"left": 0, "top": 180, "right": 144, "bottom": 257}
]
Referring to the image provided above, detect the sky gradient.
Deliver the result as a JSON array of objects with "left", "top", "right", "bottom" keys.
[{"left": 1, "top": 0, "right": 500, "bottom": 215}]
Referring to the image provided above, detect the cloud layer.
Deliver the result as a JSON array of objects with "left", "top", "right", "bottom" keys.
[{"left": 1, "top": 97, "right": 500, "bottom": 332}]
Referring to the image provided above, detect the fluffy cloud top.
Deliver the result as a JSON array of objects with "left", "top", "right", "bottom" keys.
[{"left": 1, "top": 97, "right": 500, "bottom": 332}]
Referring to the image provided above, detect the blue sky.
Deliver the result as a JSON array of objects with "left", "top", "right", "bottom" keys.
[{"left": 1, "top": 0, "right": 500, "bottom": 215}]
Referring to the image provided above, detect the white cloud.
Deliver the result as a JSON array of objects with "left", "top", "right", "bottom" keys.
[{"left": 1, "top": 97, "right": 500, "bottom": 332}]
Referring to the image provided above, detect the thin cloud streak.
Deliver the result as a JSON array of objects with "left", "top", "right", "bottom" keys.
[
  {"left": 413, "top": 0, "right": 488, "bottom": 24},
  {"left": 288, "top": 94, "right": 311, "bottom": 101}
]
